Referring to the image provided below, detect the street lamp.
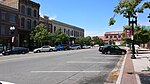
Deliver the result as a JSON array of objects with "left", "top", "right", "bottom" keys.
[
  {"left": 128, "top": 14, "right": 137, "bottom": 59},
  {"left": 10, "top": 26, "right": 15, "bottom": 50}
]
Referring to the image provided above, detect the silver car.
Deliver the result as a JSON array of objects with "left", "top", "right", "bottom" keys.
[
  {"left": 33, "top": 45, "right": 56, "bottom": 53},
  {"left": 69, "top": 44, "right": 81, "bottom": 50}
]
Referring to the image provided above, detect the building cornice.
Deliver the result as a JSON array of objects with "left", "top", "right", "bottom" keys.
[{"left": 0, "top": 3, "right": 18, "bottom": 12}]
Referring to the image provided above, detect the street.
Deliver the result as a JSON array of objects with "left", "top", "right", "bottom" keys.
[{"left": 0, "top": 47, "right": 123, "bottom": 84}]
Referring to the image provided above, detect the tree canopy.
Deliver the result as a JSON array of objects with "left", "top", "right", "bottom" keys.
[
  {"left": 134, "top": 27, "right": 150, "bottom": 44},
  {"left": 30, "top": 23, "right": 50, "bottom": 45},
  {"left": 109, "top": 0, "right": 150, "bottom": 26},
  {"left": 53, "top": 29, "right": 69, "bottom": 45}
]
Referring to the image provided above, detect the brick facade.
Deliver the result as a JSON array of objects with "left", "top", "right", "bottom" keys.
[{"left": 0, "top": 4, "right": 19, "bottom": 50}]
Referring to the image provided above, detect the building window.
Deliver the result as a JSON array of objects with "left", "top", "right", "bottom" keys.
[
  {"left": 71, "top": 30, "right": 73, "bottom": 36},
  {"left": 54, "top": 26, "right": 56, "bottom": 32},
  {"left": 33, "top": 10, "right": 37, "bottom": 17},
  {"left": 33, "top": 20, "right": 37, "bottom": 28},
  {"left": 27, "top": 7, "right": 32, "bottom": 16},
  {"left": 64, "top": 29, "right": 66, "bottom": 33},
  {"left": 114, "top": 35, "right": 117, "bottom": 38},
  {"left": 21, "top": 17, "right": 25, "bottom": 28},
  {"left": 1, "top": 12, "right": 6, "bottom": 20},
  {"left": 9, "top": 14, "right": 16, "bottom": 23},
  {"left": 21, "top": 5, "right": 25, "bottom": 14},
  {"left": 68, "top": 29, "right": 70, "bottom": 36},
  {"left": 0, "top": 25, "right": 6, "bottom": 35},
  {"left": 118, "top": 35, "right": 121, "bottom": 38},
  {"left": 27, "top": 19, "right": 31, "bottom": 29},
  {"left": 49, "top": 24, "right": 52, "bottom": 33}
]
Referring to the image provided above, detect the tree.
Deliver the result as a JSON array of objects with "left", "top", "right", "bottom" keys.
[
  {"left": 84, "top": 36, "right": 92, "bottom": 45},
  {"left": 53, "top": 29, "right": 69, "bottom": 45},
  {"left": 134, "top": 27, "right": 150, "bottom": 44},
  {"left": 30, "top": 23, "right": 51, "bottom": 46},
  {"left": 92, "top": 36, "right": 105, "bottom": 46},
  {"left": 75, "top": 37, "right": 85, "bottom": 46},
  {"left": 109, "top": 0, "right": 150, "bottom": 26}
]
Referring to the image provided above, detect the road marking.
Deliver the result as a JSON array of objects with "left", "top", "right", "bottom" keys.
[
  {"left": 66, "top": 61, "right": 110, "bottom": 64},
  {"left": 31, "top": 71, "right": 109, "bottom": 73},
  {"left": 0, "top": 54, "right": 54, "bottom": 63},
  {"left": 0, "top": 81, "right": 15, "bottom": 84}
]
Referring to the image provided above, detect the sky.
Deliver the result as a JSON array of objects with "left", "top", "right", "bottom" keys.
[{"left": 33, "top": 0, "right": 150, "bottom": 36}]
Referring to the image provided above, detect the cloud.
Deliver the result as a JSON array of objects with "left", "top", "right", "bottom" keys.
[
  {"left": 49, "top": 15, "right": 57, "bottom": 20},
  {"left": 40, "top": 12, "right": 57, "bottom": 20}
]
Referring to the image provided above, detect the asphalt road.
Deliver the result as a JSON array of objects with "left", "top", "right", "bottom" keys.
[{"left": 0, "top": 47, "right": 123, "bottom": 84}]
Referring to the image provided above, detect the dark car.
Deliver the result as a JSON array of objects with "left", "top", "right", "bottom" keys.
[
  {"left": 99, "top": 46, "right": 104, "bottom": 52},
  {"left": 100, "top": 45, "right": 126, "bottom": 55},
  {"left": 55, "top": 45, "right": 65, "bottom": 51},
  {"left": 2, "top": 47, "right": 29, "bottom": 55}
]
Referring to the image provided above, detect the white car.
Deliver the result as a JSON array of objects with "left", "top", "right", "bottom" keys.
[
  {"left": 82, "top": 45, "right": 91, "bottom": 49},
  {"left": 33, "top": 45, "right": 56, "bottom": 53}
]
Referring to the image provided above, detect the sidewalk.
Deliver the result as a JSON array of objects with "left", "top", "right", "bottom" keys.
[{"left": 118, "top": 48, "right": 150, "bottom": 84}]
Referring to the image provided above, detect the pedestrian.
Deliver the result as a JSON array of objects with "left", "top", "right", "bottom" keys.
[{"left": 134, "top": 44, "right": 139, "bottom": 56}]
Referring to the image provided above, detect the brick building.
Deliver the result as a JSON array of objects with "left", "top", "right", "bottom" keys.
[
  {"left": 99, "top": 31, "right": 123, "bottom": 45},
  {"left": 0, "top": 0, "right": 84, "bottom": 50},
  {"left": 0, "top": 0, "right": 40, "bottom": 50},
  {"left": 39, "top": 16, "right": 84, "bottom": 45},
  {"left": 0, "top": 4, "right": 19, "bottom": 50}
]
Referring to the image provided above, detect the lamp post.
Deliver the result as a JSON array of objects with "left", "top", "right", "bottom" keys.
[
  {"left": 10, "top": 26, "right": 15, "bottom": 50},
  {"left": 128, "top": 15, "right": 137, "bottom": 59}
]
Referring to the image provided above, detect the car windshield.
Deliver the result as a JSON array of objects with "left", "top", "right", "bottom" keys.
[
  {"left": 42, "top": 45, "right": 49, "bottom": 48},
  {"left": 114, "top": 46, "right": 120, "bottom": 49}
]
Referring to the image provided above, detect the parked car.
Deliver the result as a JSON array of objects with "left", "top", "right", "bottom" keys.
[
  {"left": 69, "top": 44, "right": 81, "bottom": 50},
  {"left": 98, "top": 46, "right": 104, "bottom": 52},
  {"left": 0, "top": 44, "right": 3, "bottom": 53},
  {"left": 33, "top": 45, "right": 56, "bottom": 53},
  {"left": 55, "top": 45, "right": 65, "bottom": 51},
  {"left": 61, "top": 44, "right": 70, "bottom": 50},
  {"left": 2, "top": 47, "right": 29, "bottom": 55},
  {"left": 100, "top": 45, "right": 126, "bottom": 55},
  {"left": 82, "top": 45, "right": 91, "bottom": 49},
  {"left": 93, "top": 44, "right": 99, "bottom": 47}
]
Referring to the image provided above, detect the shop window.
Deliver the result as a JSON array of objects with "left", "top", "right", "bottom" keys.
[{"left": 0, "top": 25, "right": 6, "bottom": 35}]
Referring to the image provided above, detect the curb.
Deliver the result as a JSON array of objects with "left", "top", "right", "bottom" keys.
[
  {"left": 104, "top": 48, "right": 129, "bottom": 84},
  {"left": 115, "top": 49, "right": 129, "bottom": 84}
]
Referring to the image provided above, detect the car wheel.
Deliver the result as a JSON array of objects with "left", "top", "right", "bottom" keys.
[
  {"left": 49, "top": 49, "right": 53, "bottom": 52},
  {"left": 22, "top": 51, "right": 25, "bottom": 54},
  {"left": 107, "top": 51, "right": 111, "bottom": 54},
  {"left": 122, "top": 51, "right": 126, "bottom": 55},
  {"left": 2, "top": 52, "right": 9, "bottom": 55},
  {"left": 37, "top": 50, "right": 40, "bottom": 53}
]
